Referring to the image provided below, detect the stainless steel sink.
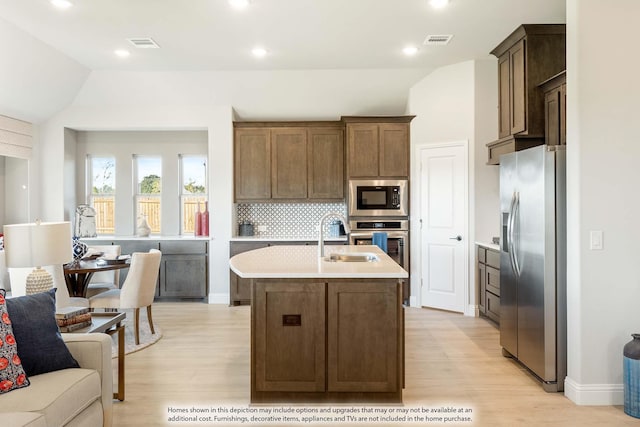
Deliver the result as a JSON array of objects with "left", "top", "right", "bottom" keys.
[{"left": 324, "top": 252, "right": 379, "bottom": 262}]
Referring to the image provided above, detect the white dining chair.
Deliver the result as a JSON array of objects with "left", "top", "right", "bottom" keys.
[
  {"left": 89, "top": 249, "right": 162, "bottom": 345},
  {"left": 86, "top": 244, "right": 122, "bottom": 298}
]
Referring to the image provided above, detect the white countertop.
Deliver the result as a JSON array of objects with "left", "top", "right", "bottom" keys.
[
  {"left": 230, "top": 244, "right": 408, "bottom": 279},
  {"left": 230, "top": 236, "right": 348, "bottom": 242},
  {"left": 82, "top": 235, "right": 210, "bottom": 241},
  {"left": 475, "top": 241, "right": 500, "bottom": 251}
]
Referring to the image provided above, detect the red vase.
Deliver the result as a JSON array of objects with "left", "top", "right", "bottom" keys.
[
  {"left": 201, "top": 201, "right": 209, "bottom": 237},
  {"left": 194, "top": 202, "right": 202, "bottom": 236}
]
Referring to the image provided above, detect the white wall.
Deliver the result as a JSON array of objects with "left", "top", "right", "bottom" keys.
[
  {"left": 407, "top": 59, "right": 498, "bottom": 313},
  {"left": 0, "top": 17, "right": 89, "bottom": 123},
  {"left": 473, "top": 59, "right": 500, "bottom": 244},
  {"left": 36, "top": 104, "right": 234, "bottom": 304},
  {"left": 564, "top": 0, "right": 640, "bottom": 405},
  {"left": 74, "top": 130, "right": 207, "bottom": 236}
]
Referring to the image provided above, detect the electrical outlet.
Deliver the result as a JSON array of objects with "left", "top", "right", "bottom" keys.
[{"left": 257, "top": 225, "right": 267, "bottom": 232}]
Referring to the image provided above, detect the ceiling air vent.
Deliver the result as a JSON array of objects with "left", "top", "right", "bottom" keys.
[
  {"left": 127, "top": 37, "right": 160, "bottom": 49},
  {"left": 423, "top": 34, "right": 453, "bottom": 46}
]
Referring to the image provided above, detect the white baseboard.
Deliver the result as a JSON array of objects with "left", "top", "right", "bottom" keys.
[
  {"left": 467, "top": 304, "right": 479, "bottom": 317},
  {"left": 207, "top": 293, "right": 229, "bottom": 305},
  {"left": 564, "top": 376, "right": 624, "bottom": 405}
]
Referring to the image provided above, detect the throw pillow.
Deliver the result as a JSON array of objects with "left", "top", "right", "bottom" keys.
[
  {"left": 6, "top": 289, "right": 79, "bottom": 376},
  {"left": 0, "top": 289, "right": 30, "bottom": 393}
]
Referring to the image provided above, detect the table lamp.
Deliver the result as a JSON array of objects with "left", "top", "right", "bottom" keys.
[{"left": 3, "top": 221, "right": 73, "bottom": 295}]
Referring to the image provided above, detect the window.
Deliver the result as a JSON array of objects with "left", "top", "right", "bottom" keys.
[
  {"left": 180, "top": 155, "right": 207, "bottom": 234},
  {"left": 134, "top": 156, "right": 162, "bottom": 234},
  {"left": 89, "top": 156, "right": 115, "bottom": 234}
]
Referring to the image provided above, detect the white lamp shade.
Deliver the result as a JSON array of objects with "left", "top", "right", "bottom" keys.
[{"left": 3, "top": 221, "right": 73, "bottom": 268}]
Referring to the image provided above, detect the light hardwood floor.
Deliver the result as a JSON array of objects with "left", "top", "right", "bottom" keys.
[{"left": 112, "top": 302, "right": 636, "bottom": 426}]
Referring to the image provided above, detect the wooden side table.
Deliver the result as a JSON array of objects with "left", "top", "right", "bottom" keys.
[{"left": 68, "top": 312, "right": 126, "bottom": 401}]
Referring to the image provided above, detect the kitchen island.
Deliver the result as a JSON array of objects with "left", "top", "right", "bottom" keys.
[{"left": 230, "top": 245, "right": 407, "bottom": 403}]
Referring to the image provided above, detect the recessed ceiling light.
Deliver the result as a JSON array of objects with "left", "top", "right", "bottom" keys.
[
  {"left": 114, "top": 49, "right": 131, "bottom": 58},
  {"left": 252, "top": 47, "right": 268, "bottom": 58},
  {"left": 50, "top": 0, "right": 73, "bottom": 9},
  {"left": 229, "top": 0, "right": 250, "bottom": 10},
  {"left": 429, "top": 0, "right": 449, "bottom": 9},
  {"left": 403, "top": 46, "right": 419, "bottom": 56}
]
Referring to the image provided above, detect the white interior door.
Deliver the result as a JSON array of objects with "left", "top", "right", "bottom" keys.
[{"left": 419, "top": 143, "right": 468, "bottom": 312}]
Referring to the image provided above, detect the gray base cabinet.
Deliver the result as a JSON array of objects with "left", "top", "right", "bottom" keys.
[
  {"left": 477, "top": 245, "right": 500, "bottom": 324},
  {"left": 82, "top": 238, "right": 208, "bottom": 300}
]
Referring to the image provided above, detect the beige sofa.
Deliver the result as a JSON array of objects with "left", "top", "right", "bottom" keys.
[{"left": 0, "top": 333, "right": 113, "bottom": 427}]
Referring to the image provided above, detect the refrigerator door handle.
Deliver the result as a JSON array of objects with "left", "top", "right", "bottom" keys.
[
  {"left": 507, "top": 191, "right": 517, "bottom": 274},
  {"left": 511, "top": 192, "right": 521, "bottom": 277}
]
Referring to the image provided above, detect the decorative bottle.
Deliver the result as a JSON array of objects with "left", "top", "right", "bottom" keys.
[
  {"left": 624, "top": 333, "right": 640, "bottom": 418},
  {"left": 194, "top": 202, "right": 202, "bottom": 236},
  {"left": 201, "top": 201, "right": 209, "bottom": 237}
]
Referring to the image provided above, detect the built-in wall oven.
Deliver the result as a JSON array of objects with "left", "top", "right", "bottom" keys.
[{"left": 349, "top": 218, "right": 409, "bottom": 303}]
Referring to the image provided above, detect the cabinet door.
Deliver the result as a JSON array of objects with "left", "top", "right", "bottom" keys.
[
  {"left": 478, "top": 262, "right": 486, "bottom": 315},
  {"left": 545, "top": 88, "right": 560, "bottom": 146},
  {"left": 112, "top": 240, "right": 160, "bottom": 287},
  {"left": 254, "top": 280, "right": 325, "bottom": 392},
  {"left": 307, "top": 127, "right": 344, "bottom": 199},
  {"left": 498, "top": 53, "right": 511, "bottom": 139},
  {"left": 159, "top": 254, "right": 207, "bottom": 298},
  {"left": 271, "top": 128, "right": 308, "bottom": 199},
  {"left": 347, "top": 123, "right": 379, "bottom": 178},
  {"left": 379, "top": 123, "right": 409, "bottom": 177},
  {"left": 234, "top": 128, "right": 271, "bottom": 200},
  {"left": 327, "top": 280, "right": 399, "bottom": 392},
  {"left": 509, "top": 39, "right": 527, "bottom": 135}
]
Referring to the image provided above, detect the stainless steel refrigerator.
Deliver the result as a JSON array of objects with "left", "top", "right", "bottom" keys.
[{"left": 499, "top": 144, "right": 566, "bottom": 392}]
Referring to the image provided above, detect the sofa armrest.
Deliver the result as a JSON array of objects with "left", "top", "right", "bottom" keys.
[{"left": 62, "top": 333, "right": 113, "bottom": 427}]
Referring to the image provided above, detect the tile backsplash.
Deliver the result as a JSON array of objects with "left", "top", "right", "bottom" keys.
[{"left": 236, "top": 202, "right": 347, "bottom": 238}]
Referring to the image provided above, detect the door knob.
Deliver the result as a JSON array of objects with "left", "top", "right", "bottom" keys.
[{"left": 449, "top": 235, "right": 462, "bottom": 241}]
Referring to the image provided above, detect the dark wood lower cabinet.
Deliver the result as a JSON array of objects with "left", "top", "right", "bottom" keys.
[
  {"left": 477, "top": 245, "right": 500, "bottom": 324},
  {"left": 251, "top": 278, "right": 403, "bottom": 403}
]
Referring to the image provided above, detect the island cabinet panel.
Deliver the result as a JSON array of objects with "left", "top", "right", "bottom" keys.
[
  {"left": 327, "top": 281, "right": 400, "bottom": 393},
  {"left": 249, "top": 276, "right": 403, "bottom": 403},
  {"left": 254, "top": 281, "right": 326, "bottom": 392}
]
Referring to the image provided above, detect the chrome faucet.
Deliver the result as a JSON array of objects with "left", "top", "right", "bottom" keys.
[{"left": 318, "top": 212, "right": 350, "bottom": 258}]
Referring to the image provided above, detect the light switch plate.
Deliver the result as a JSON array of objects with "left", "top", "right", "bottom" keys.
[{"left": 589, "top": 230, "right": 603, "bottom": 250}]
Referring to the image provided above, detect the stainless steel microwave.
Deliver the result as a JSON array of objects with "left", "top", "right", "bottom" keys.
[{"left": 348, "top": 179, "right": 408, "bottom": 217}]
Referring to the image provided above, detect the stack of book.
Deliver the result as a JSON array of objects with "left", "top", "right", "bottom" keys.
[{"left": 56, "top": 306, "right": 92, "bottom": 332}]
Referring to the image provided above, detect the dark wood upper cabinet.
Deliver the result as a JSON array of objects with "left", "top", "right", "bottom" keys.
[
  {"left": 487, "top": 24, "right": 566, "bottom": 165},
  {"left": 271, "top": 128, "right": 308, "bottom": 199},
  {"left": 234, "top": 122, "right": 344, "bottom": 202},
  {"left": 540, "top": 71, "right": 567, "bottom": 147},
  {"left": 307, "top": 127, "right": 344, "bottom": 199},
  {"left": 343, "top": 116, "right": 414, "bottom": 179},
  {"left": 234, "top": 128, "right": 271, "bottom": 200}
]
